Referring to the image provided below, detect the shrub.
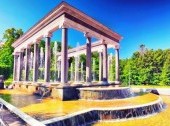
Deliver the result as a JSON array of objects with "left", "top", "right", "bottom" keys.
[{"left": 4, "top": 78, "right": 13, "bottom": 86}]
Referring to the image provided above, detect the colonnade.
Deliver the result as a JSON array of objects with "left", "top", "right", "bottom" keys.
[{"left": 13, "top": 27, "right": 120, "bottom": 85}]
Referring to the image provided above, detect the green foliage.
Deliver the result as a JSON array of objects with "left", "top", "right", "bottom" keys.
[
  {"left": 0, "top": 65, "right": 12, "bottom": 79},
  {"left": 4, "top": 78, "right": 13, "bottom": 86},
  {"left": 0, "top": 27, "right": 169, "bottom": 87},
  {"left": 120, "top": 45, "right": 170, "bottom": 86},
  {"left": 0, "top": 94, "right": 11, "bottom": 102},
  {"left": 109, "top": 56, "right": 115, "bottom": 81},
  {"left": 160, "top": 50, "right": 170, "bottom": 85},
  {"left": 0, "top": 28, "right": 23, "bottom": 79}
]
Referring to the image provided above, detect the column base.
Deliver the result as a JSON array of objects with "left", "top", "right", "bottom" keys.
[
  {"left": 85, "top": 82, "right": 92, "bottom": 85},
  {"left": 101, "top": 81, "right": 109, "bottom": 85},
  {"left": 58, "top": 83, "right": 70, "bottom": 87},
  {"left": 0, "top": 83, "right": 4, "bottom": 89},
  {"left": 51, "top": 86, "right": 79, "bottom": 100},
  {"left": 115, "top": 80, "right": 121, "bottom": 85},
  {"left": 72, "top": 81, "right": 83, "bottom": 86}
]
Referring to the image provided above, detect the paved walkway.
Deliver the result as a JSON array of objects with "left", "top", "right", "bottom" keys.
[{"left": 0, "top": 108, "right": 26, "bottom": 126}]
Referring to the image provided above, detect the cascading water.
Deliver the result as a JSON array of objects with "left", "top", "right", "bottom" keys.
[
  {"left": 52, "top": 42, "right": 58, "bottom": 82},
  {"left": 57, "top": 60, "right": 61, "bottom": 81},
  {"left": 39, "top": 47, "right": 44, "bottom": 80},
  {"left": 108, "top": 53, "right": 114, "bottom": 81},
  {"left": 80, "top": 62, "right": 84, "bottom": 82},
  {"left": 30, "top": 52, "right": 34, "bottom": 69},
  {"left": 75, "top": 42, "right": 80, "bottom": 82},
  {"left": 21, "top": 55, "right": 26, "bottom": 81},
  {"left": 75, "top": 56, "right": 80, "bottom": 82},
  {"left": 70, "top": 63, "right": 74, "bottom": 81},
  {"left": 28, "top": 52, "right": 34, "bottom": 81},
  {"left": 45, "top": 101, "right": 165, "bottom": 126},
  {"left": 40, "top": 47, "right": 44, "bottom": 68},
  {"left": 79, "top": 87, "right": 132, "bottom": 100},
  {"left": 92, "top": 58, "right": 96, "bottom": 81}
]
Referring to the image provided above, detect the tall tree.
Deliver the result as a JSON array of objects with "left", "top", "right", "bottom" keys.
[{"left": 0, "top": 28, "right": 23, "bottom": 78}]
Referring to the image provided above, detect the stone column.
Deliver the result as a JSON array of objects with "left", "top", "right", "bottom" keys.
[
  {"left": 24, "top": 46, "right": 30, "bottom": 81},
  {"left": 99, "top": 51, "right": 103, "bottom": 82},
  {"left": 61, "top": 27, "right": 68, "bottom": 84},
  {"left": 44, "top": 34, "right": 51, "bottom": 82},
  {"left": 13, "top": 53, "right": 18, "bottom": 81},
  {"left": 85, "top": 33, "right": 92, "bottom": 83},
  {"left": 17, "top": 51, "right": 23, "bottom": 81},
  {"left": 33, "top": 43, "right": 39, "bottom": 82},
  {"left": 115, "top": 47, "right": 120, "bottom": 84},
  {"left": 102, "top": 44, "right": 108, "bottom": 84}
]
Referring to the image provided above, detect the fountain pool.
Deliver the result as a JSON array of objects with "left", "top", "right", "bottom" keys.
[
  {"left": 0, "top": 87, "right": 167, "bottom": 126},
  {"left": 79, "top": 87, "right": 132, "bottom": 100}
]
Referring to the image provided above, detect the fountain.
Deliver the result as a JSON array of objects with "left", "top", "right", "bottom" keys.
[
  {"left": 75, "top": 56, "right": 80, "bottom": 82},
  {"left": 2, "top": 2, "right": 168, "bottom": 126},
  {"left": 30, "top": 52, "right": 34, "bottom": 69},
  {"left": 39, "top": 47, "right": 44, "bottom": 81},
  {"left": 92, "top": 58, "right": 96, "bottom": 81},
  {"left": 79, "top": 87, "right": 132, "bottom": 100},
  {"left": 74, "top": 42, "right": 80, "bottom": 82},
  {"left": 40, "top": 47, "right": 44, "bottom": 68},
  {"left": 108, "top": 53, "right": 114, "bottom": 81},
  {"left": 52, "top": 42, "right": 58, "bottom": 82},
  {"left": 80, "top": 62, "right": 84, "bottom": 82},
  {"left": 57, "top": 60, "right": 61, "bottom": 81},
  {"left": 21, "top": 55, "right": 26, "bottom": 81},
  {"left": 28, "top": 52, "right": 34, "bottom": 81},
  {"left": 70, "top": 63, "right": 74, "bottom": 81},
  {"left": 5, "top": 46, "right": 166, "bottom": 126}
]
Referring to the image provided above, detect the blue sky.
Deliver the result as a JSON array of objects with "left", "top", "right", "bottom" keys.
[{"left": 0, "top": 0, "right": 170, "bottom": 58}]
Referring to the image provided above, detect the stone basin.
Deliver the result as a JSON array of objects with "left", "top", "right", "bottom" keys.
[{"left": 79, "top": 87, "right": 133, "bottom": 100}]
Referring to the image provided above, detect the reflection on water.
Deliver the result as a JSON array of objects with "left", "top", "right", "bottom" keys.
[
  {"left": 20, "top": 93, "right": 160, "bottom": 121},
  {"left": 0, "top": 89, "right": 165, "bottom": 126},
  {"left": 0, "top": 93, "right": 41, "bottom": 108}
]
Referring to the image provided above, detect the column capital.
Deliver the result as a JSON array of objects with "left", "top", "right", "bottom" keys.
[
  {"left": 101, "top": 39, "right": 105, "bottom": 44},
  {"left": 12, "top": 52, "right": 20, "bottom": 56},
  {"left": 115, "top": 45, "right": 120, "bottom": 50},
  {"left": 84, "top": 32, "right": 91, "bottom": 38},
  {"left": 59, "top": 21, "right": 69, "bottom": 29},
  {"left": 19, "top": 48, "right": 24, "bottom": 53},
  {"left": 97, "top": 46, "right": 104, "bottom": 53},
  {"left": 25, "top": 44, "right": 31, "bottom": 49},
  {"left": 33, "top": 39, "right": 41, "bottom": 44},
  {"left": 43, "top": 32, "right": 52, "bottom": 38}
]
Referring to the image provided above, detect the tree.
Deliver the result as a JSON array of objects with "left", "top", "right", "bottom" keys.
[
  {"left": 0, "top": 28, "right": 23, "bottom": 78},
  {"left": 160, "top": 50, "right": 170, "bottom": 85}
]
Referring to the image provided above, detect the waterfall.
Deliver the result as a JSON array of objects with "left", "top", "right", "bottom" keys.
[
  {"left": 40, "top": 47, "right": 44, "bottom": 68},
  {"left": 75, "top": 42, "right": 80, "bottom": 82},
  {"left": 70, "top": 63, "right": 74, "bottom": 81},
  {"left": 80, "top": 62, "right": 84, "bottom": 82}
]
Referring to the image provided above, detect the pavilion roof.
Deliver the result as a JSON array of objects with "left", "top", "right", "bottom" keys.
[{"left": 12, "top": 2, "right": 122, "bottom": 50}]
